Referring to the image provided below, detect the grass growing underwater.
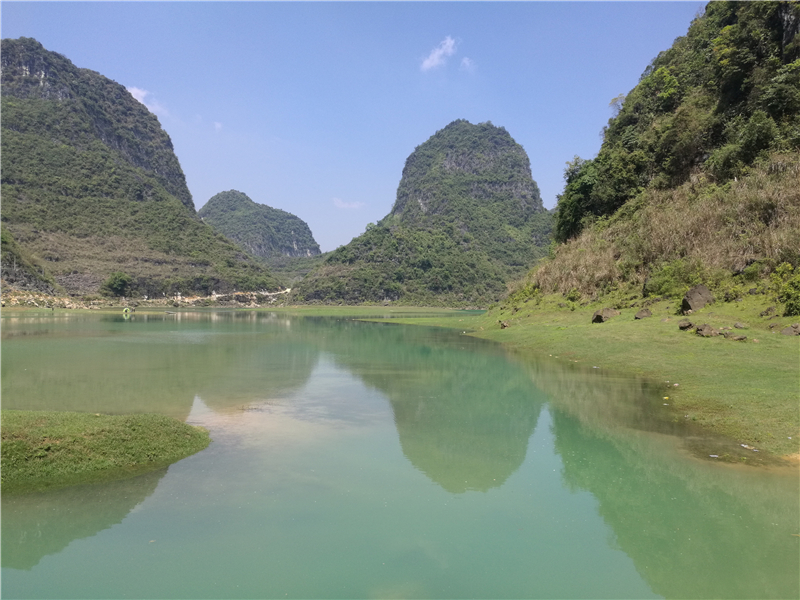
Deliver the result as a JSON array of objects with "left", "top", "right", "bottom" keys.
[{"left": 1, "top": 411, "right": 210, "bottom": 494}]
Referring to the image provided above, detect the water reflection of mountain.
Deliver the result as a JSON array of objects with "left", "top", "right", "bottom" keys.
[
  {"left": 517, "top": 354, "right": 799, "bottom": 599},
  {"left": 2, "top": 468, "right": 166, "bottom": 570},
  {"left": 552, "top": 410, "right": 799, "bottom": 599},
  {"left": 318, "top": 321, "right": 545, "bottom": 493},
  {"left": 1, "top": 312, "right": 320, "bottom": 418}
]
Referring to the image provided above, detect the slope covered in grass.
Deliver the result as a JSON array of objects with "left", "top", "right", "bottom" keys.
[
  {"left": 518, "top": 1, "right": 800, "bottom": 312},
  {"left": 0, "top": 38, "right": 281, "bottom": 296}
]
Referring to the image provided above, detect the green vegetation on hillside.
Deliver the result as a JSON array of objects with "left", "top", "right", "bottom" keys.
[
  {"left": 199, "top": 190, "right": 321, "bottom": 259},
  {"left": 1, "top": 410, "right": 210, "bottom": 494},
  {"left": 518, "top": 1, "right": 800, "bottom": 314},
  {"left": 555, "top": 1, "right": 800, "bottom": 243},
  {"left": 295, "top": 120, "right": 553, "bottom": 305},
  {"left": 0, "top": 38, "right": 282, "bottom": 296}
]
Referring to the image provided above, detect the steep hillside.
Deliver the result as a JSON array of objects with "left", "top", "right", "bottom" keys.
[
  {"left": 295, "top": 120, "right": 553, "bottom": 305},
  {"left": 517, "top": 1, "right": 800, "bottom": 311},
  {"left": 199, "top": 190, "right": 321, "bottom": 259},
  {"left": 555, "top": 1, "right": 800, "bottom": 243},
  {"left": 0, "top": 37, "right": 282, "bottom": 296}
]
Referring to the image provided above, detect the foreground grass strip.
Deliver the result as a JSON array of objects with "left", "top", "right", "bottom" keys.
[{"left": 1, "top": 411, "right": 210, "bottom": 494}]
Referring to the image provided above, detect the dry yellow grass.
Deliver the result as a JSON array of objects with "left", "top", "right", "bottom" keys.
[{"left": 533, "top": 153, "right": 800, "bottom": 299}]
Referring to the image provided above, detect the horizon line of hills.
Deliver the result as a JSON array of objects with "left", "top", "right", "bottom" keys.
[{"left": 3, "top": 0, "right": 799, "bottom": 308}]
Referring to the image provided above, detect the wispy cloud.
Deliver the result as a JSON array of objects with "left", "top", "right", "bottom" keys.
[
  {"left": 421, "top": 36, "right": 457, "bottom": 72},
  {"left": 127, "top": 86, "right": 169, "bottom": 117},
  {"left": 459, "top": 57, "right": 475, "bottom": 73},
  {"left": 333, "top": 197, "right": 364, "bottom": 210}
]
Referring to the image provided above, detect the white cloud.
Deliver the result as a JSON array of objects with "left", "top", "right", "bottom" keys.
[
  {"left": 214, "top": 122, "right": 223, "bottom": 132},
  {"left": 421, "top": 36, "right": 457, "bottom": 72},
  {"left": 333, "top": 197, "right": 364, "bottom": 210},
  {"left": 460, "top": 57, "right": 475, "bottom": 73},
  {"left": 126, "top": 86, "right": 169, "bottom": 117}
]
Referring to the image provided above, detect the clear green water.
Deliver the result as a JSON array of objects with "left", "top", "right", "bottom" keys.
[{"left": 2, "top": 310, "right": 798, "bottom": 599}]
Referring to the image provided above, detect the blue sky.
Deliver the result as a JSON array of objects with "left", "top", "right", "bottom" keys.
[{"left": 3, "top": 2, "right": 705, "bottom": 252}]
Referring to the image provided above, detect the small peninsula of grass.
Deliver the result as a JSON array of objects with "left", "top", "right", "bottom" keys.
[{"left": 1, "top": 411, "right": 210, "bottom": 494}]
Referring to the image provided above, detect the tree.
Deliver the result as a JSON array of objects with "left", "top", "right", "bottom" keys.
[{"left": 101, "top": 271, "right": 133, "bottom": 297}]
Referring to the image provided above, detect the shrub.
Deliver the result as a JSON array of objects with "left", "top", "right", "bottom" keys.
[{"left": 101, "top": 271, "right": 133, "bottom": 297}]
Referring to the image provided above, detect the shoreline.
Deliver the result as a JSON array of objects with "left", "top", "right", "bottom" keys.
[{"left": 3, "top": 296, "right": 798, "bottom": 463}]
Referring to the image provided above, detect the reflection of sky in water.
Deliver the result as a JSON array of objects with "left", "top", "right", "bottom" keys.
[{"left": 2, "top": 312, "right": 797, "bottom": 599}]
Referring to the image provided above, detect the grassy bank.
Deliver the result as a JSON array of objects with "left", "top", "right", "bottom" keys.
[
  {"left": 1, "top": 411, "right": 210, "bottom": 494},
  {"left": 359, "top": 296, "right": 800, "bottom": 460}
]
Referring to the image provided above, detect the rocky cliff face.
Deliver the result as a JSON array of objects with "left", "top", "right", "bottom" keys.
[
  {"left": 199, "top": 190, "right": 321, "bottom": 259},
  {"left": 391, "top": 119, "right": 544, "bottom": 228},
  {"left": 1, "top": 37, "right": 193, "bottom": 209}
]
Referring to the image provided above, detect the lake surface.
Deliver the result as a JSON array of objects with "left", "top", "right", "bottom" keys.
[{"left": 2, "top": 310, "right": 798, "bottom": 599}]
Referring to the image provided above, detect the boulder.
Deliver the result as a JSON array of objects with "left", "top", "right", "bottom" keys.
[
  {"left": 592, "top": 308, "right": 619, "bottom": 323},
  {"left": 734, "top": 322, "right": 747, "bottom": 329},
  {"left": 499, "top": 320, "right": 510, "bottom": 329},
  {"left": 760, "top": 306, "right": 776, "bottom": 317},
  {"left": 678, "top": 320, "right": 695, "bottom": 331},
  {"left": 634, "top": 308, "right": 652, "bottom": 320},
  {"left": 780, "top": 324, "right": 800, "bottom": 336},
  {"left": 695, "top": 324, "right": 718, "bottom": 337},
  {"left": 731, "top": 335, "right": 747, "bottom": 341},
  {"left": 682, "top": 285, "right": 714, "bottom": 313}
]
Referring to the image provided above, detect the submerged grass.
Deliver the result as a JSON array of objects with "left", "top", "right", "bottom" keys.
[
  {"left": 1, "top": 411, "right": 210, "bottom": 494},
  {"left": 353, "top": 296, "right": 800, "bottom": 460}
]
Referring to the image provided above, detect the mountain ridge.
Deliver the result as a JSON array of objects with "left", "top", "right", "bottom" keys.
[{"left": 0, "top": 37, "right": 282, "bottom": 296}]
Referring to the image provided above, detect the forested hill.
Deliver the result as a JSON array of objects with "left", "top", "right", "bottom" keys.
[
  {"left": 199, "top": 190, "right": 321, "bottom": 259},
  {"left": 294, "top": 120, "right": 553, "bottom": 306},
  {"left": 555, "top": 0, "right": 800, "bottom": 243},
  {"left": 0, "top": 37, "right": 281, "bottom": 296},
  {"left": 515, "top": 1, "right": 800, "bottom": 307}
]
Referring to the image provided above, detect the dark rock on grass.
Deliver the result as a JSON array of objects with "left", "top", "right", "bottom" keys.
[
  {"left": 592, "top": 308, "right": 620, "bottom": 323},
  {"left": 634, "top": 308, "right": 652, "bottom": 320},
  {"left": 760, "top": 306, "right": 777, "bottom": 317},
  {"left": 678, "top": 319, "right": 695, "bottom": 331},
  {"left": 499, "top": 320, "right": 510, "bottom": 329},
  {"left": 748, "top": 288, "right": 759, "bottom": 295},
  {"left": 682, "top": 285, "right": 714, "bottom": 314},
  {"left": 695, "top": 324, "right": 718, "bottom": 337},
  {"left": 734, "top": 322, "right": 747, "bottom": 329},
  {"left": 731, "top": 335, "right": 747, "bottom": 341},
  {"left": 780, "top": 324, "right": 800, "bottom": 336}
]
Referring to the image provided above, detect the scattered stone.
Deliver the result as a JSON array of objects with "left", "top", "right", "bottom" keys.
[
  {"left": 592, "top": 308, "right": 620, "bottom": 323},
  {"left": 678, "top": 320, "right": 695, "bottom": 331},
  {"left": 731, "top": 335, "right": 747, "bottom": 341},
  {"left": 780, "top": 324, "right": 800, "bottom": 336},
  {"left": 748, "top": 288, "right": 759, "bottom": 295},
  {"left": 499, "top": 320, "right": 510, "bottom": 329},
  {"left": 695, "top": 323, "right": 718, "bottom": 337},
  {"left": 634, "top": 308, "right": 652, "bottom": 320},
  {"left": 734, "top": 322, "right": 747, "bottom": 329},
  {"left": 760, "top": 306, "right": 776, "bottom": 317},
  {"left": 682, "top": 285, "right": 714, "bottom": 314}
]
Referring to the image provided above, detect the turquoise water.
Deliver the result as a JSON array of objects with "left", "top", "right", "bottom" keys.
[{"left": 2, "top": 310, "right": 798, "bottom": 599}]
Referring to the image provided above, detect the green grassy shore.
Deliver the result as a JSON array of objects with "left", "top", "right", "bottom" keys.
[
  {"left": 359, "top": 296, "right": 799, "bottom": 461},
  {"left": 1, "top": 411, "right": 210, "bottom": 494}
]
